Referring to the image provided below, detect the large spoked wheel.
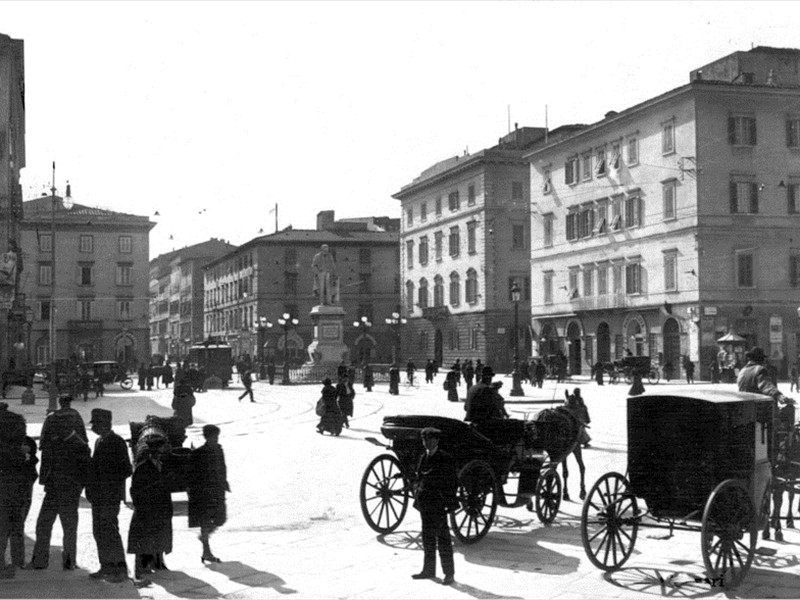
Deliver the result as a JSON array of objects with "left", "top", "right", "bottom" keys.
[
  {"left": 535, "top": 467, "right": 562, "bottom": 524},
  {"left": 450, "top": 459, "right": 497, "bottom": 544},
  {"left": 120, "top": 377, "right": 133, "bottom": 390},
  {"left": 701, "top": 479, "right": 756, "bottom": 588},
  {"left": 647, "top": 368, "right": 660, "bottom": 385},
  {"left": 581, "top": 472, "right": 639, "bottom": 571},
  {"left": 360, "top": 454, "right": 409, "bottom": 534}
]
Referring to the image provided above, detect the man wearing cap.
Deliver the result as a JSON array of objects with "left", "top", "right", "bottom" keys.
[
  {"left": 86, "top": 409, "right": 132, "bottom": 583},
  {"left": 464, "top": 366, "right": 508, "bottom": 422},
  {"left": 412, "top": 427, "right": 457, "bottom": 586}
]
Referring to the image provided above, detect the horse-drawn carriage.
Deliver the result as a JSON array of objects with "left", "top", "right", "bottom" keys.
[
  {"left": 91, "top": 361, "right": 134, "bottom": 390},
  {"left": 580, "top": 390, "right": 776, "bottom": 587},
  {"left": 599, "top": 356, "right": 660, "bottom": 385},
  {"left": 360, "top": 408, "right": 581, "bottom": 543}
]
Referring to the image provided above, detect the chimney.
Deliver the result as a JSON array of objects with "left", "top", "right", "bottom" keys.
[{"left": 317, "top": 210, "right": 335, "bottom": 231}]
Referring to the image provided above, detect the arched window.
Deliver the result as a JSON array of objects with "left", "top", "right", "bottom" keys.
[
  {"left": 418, "top": 278, "right": 429, "bottom": 309},
  {"left": 449, "top": 272, "right": 460, "bottom": 306},
  {"left": 433, "top": 275, "right": 444, "bottom": 307},
  {"left": 405, "top": 280, "right": 415, "bottom": 313},
  {"left": 465, "top": 268, "right": 479, "bottom": 304}
]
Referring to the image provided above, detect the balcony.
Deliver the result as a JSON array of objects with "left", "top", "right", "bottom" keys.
[
  {"left": 67, "top": 319, "right": 103, "bottom": 330},
  {"left": 568, "top": 293, "right": 648, "bottom": 312}
]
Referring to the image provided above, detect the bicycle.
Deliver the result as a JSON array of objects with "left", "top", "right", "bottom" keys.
[{"left": 403, "top": 373, "right": 420, "bottom": 389}]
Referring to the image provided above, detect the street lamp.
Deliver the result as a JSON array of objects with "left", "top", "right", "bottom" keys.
[
  {"left": 384, "top": 311, "right": 407, "bottom": 364},
  {"left": 253, "top": 316, "right": 273, "bottom": 379},
  {"left": 352, "top": 315, "right": 372, "bottom": 363},
  {"left": 277, "top": 312, "right": 298, "bottom": 384},
  {"left": 510, "top": 281, "right": 524, "bottom": 397},
  {"left": 48, "top": 162, "right": 72, "bottom": 413}
]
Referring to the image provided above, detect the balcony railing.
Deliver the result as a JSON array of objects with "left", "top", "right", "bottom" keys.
[{"left": 67, "top": 319, "right": 103, "bottom": 329}]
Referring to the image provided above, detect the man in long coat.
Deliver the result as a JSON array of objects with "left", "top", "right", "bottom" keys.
[{"left": 86, "top": 409, "right": 131, "bottom": 582}]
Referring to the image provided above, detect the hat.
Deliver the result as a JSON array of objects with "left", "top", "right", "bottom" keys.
[
  {"left": 203, "top": 424, "right": 221, "bottom": 438},
  {"left": 89, "top": 408, "right": 112, "bottom": 424},
  {"left": 482, "top": 366, "right": 495, "bottom": 379},
  {"left": 58, "top": 395, "right": 73, "bottom": 405},
  {"left": 420, "top": 427, "right": 442, "bottom": 440},
  {"left": 750, "top": 346, "right": 766, "bottom": 363}
]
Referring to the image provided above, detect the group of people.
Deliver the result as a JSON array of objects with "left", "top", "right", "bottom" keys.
[
  {"left": 136, "top": 363, "right": 175, "bottom": 392},
  {"left": 0, "top": 383, "right": 229, "bottom": 583},
  {"left": 316, "top": 365, "right": 358, "bottom": 435}
]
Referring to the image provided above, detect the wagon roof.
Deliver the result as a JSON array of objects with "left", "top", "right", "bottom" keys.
[{"left": 631, "top": 389, "right": 772, "bottom": 405}]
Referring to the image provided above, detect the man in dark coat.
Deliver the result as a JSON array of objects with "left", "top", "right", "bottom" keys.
[
  {"left": 464, "top": 360, "right": 475, "bottom": 389},
  {"left": 425, "top": 360, "right": 435, "bottom": 384},
  {"left": 188, "top": 425, "right": 230, "bottom": 563},
  {"left": 362, "top": 363, "right": 374, "bottom": 392},
  {"left": 411, "top": 427, "right": 457, "bottom": 586},
  {"left": 137, "top": 363, "right": 146, "bottom": 391},
  {"left": 388, "top": 364, "right": 400, "bottom": 395},
  {"left": 238, "top": 369, "right": 255, "bottom": 403},
  {"left": 738, "top": 346, "right": 793, "bottom": 405},
  {"left": 267, "top": 360, "right": 276, "bottom": 385},
  {"left": 0, "top": 406, "right": 33, "bottom": 572},
  {"left": 86, "top": 409, "right": 131, "bottom": 582}
]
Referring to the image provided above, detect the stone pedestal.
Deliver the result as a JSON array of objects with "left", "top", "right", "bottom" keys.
[{"left": 306, "top": 305, "right": 350, "bottom": 366}]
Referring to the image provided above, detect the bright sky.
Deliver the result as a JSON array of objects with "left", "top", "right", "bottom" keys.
[{"left": 4, "top": 1, "right": 799, "bottom": 258}]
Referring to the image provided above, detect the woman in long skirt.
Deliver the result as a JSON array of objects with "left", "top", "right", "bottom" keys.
[{"left": 188, "top": 425, "right": 230, "bottom": 563}]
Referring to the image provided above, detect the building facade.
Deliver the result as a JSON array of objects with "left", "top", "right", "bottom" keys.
[
  {"left": 149, "top": 238, "right": 236, "bottom": 360},
  {"left": 527, "top": 46, "right": 800, "bottom": 379},
  {"left": 20, "top": 198, "right": 154, "bottom": 368},
  {"left": 0, "top": 33, "right": 26, "bottom": 372},
  {"left": 203, "top": 211, "right": 400, "bottom": 366},
  {"left": 393, "top": 128, "right": 543, "bottom": 372}
]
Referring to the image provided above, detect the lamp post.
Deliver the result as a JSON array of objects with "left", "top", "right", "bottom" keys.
[
  {"left": 384, "top": 311, "right": 407, "bottom": 364},
  {"left": 254, "top": 316, "right": 273, "bottom": 379},
  {"left": 352, "top": 315, "right": 372, "bottom": 363},
  {"left": 510, "top": 281, "right": 524, "bottom": 397},
  {"left": 277, "top": 312, "right": 298, "bottom": 384},
  {"left": 48, "top": 163, "right": 72, "bottom": 413}
]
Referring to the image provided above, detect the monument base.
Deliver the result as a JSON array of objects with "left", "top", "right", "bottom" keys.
[{"left": 306, "top": 305, "right": 350, "bottom": 366}]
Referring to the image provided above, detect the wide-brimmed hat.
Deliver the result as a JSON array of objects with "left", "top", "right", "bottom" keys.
[
  {"left": 89, "top": 408, "right": 112, "bottom": 424},
  {"left": 420, "top": 427, "right": 442, "bottom": 440},
  {"left": 482, "top": 366, "right": 495, "bottom": 378}
]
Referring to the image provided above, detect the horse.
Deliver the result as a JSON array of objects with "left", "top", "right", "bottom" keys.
[
  {"left": 529, "top": 406, "right": 586, "bottom": 501},
  {"left": 763, "top": 408, "right": 800, "bottom": 542}
]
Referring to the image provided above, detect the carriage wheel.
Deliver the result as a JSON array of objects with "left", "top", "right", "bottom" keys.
[
  {"left": 647, "top": 369, "right": 660, "bottom": 385},
  {"left": 360, "top": 454, "right": 409, "bottom": 534},
  {"left": 120, "top": 377, "right": 133, "bottom": 390},
  {"left": 701, "top": 479, "right": 756, "bottom": 588},
  {"left": 534, "top": 467, "right": 562, "bottom": 524},
  {"left": 450, "top": 459, "right": 497, "bottom": 544},
  {"left": 581, "top": 472, "right": 639, "bottom": 571}
]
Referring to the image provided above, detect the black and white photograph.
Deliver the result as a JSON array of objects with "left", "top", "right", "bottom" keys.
[{"left": 1, "top": 1, "right": 800, "bottom": 598}]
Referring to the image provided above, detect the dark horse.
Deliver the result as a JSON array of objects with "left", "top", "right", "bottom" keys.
[
  {"left": 764, "top": 405, "right": 800, "bottom": 542},
  {"left": 529, "top": 406, "right": 586, "bottom": 501}
]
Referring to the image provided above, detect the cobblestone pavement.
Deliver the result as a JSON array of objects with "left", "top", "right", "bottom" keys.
[{"left": 1, "top": 375, "right": 799, "bottom": 598}]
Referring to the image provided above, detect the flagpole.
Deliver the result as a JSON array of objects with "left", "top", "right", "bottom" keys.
[{"left": 274, "top": 203, "right": 278, "bottom": 233}]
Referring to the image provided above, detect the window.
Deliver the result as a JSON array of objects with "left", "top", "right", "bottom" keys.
[
  {"left": 737, "top": 251, "right": 754, "bottom": 288},
  {"left": 581, "top": 152, "right": 592, "bottom": 181},
  {"left": 419, "top": 236, "right": 429, "bottom": 265},
  {"left": 38, "top": 264, "right": 52, "bottom": 285},
  {"left": 627, "top": 136, "right": 639, "bottom": 166},
  {"left": 566, "top": 210, "right": 577, "bottom": 241},
  {"left": 434, "top": 231, "right": 443, "bottom": 261},
  {"left": 39, "top": 300, "right": 50, "bottom": 321},
  {"left": 118, "top": 236, "right": 132, "bottom": 253},
  {"left": 612, "top": 263, "right": 623, "bottom": 293},
  {"left": 449, "top": 328, "right": 460, "bottom": 351},
  {"left": 467, "top": 221, "right": 477, "bottom": 254},
  {"left": 565, "top": 155, "right": 579, "bottom": 185},
  {"left": 118, "top": 299, "right": 132, "bottom": 319},
  {"left": 663, "top": 251, "right": 678, "bottom": 291},
  {"left": 449, "top": 272, "right": 460, "bottom": 306},
  {"left": 610, "top": 194, "right": 623, "bottom": 230},
  {"left": 116, "top": 264, "right": 132, "bottom": 285},
  {"left": 359, "top": 248, "right": 371, "bottom": 265},
  {"left": 597, "top": 263, "right": 608, "bottom": 295},
  {"left": 418, "top": 278, "right": 429, "bottom": 309},
  {"left": 577, "top": 205, "right": 594, "bottom": 238},
  {"left": 420, "top": 202, "right": 427, "bottom": 222},
  {"left": 470, "top": 326, "right": 479, "bottom": 350},
  {"left": 542, "top": 167, "right": 552, "bottom": 194},
  {"left": 543, "top": 214, "right": 554, "bottom": 247},
  {"left": 787, "top": 182, "right": 799, "bottom": 214},
  {"left": 595, "top": 147, "right": 607, "bottom": 176},
  {"left": 625, "top": 194, "right": 642, "bottom": 228},
  {"left": 611, "top": 143, "right": 621, "bottom": 170},
  {"left": 543, "top": 272, "right": 553, "bottom": 304},
  {"left": 508, "top": 276, "right": 526, "bottom": 301},
  {"left": 662, "top": 120, "right": 675, "bottom": 154},
  {"left": 435, "top": 197, "right": 442, "bottom": 216},
  {"left": 419, "top": 331, "right": 428, "bottom": 353},
  {"left": 625, "top": 262, "right": 642, "bottom": 294},
  {"left": 790, "top": 255, "right": 800, "bottom": 288},
  {"left": 78, "top": 300, "right": 93, "bottom": 321},
  {"left": 465, "top": 269, "right": 478, "bottom": 304},
  {"left": 728, "top": 115, "right": 757, "bottom": 146},
  {"left": 405, "top": 280, "right": 415, "bottom": 311},
  {"left": 406, "top": 208, "right": 413, "bottom": 226},
  {"left": 284, "top": 272, "right": 298, "bottom": 295},
  {"left": 39, "top": 233, "right": 52, "bottom": 253},
  {"left": 662, "top": 180, "right": 677, "bottom": 220},
  {"left": 787, "top": 118, "right": 800, "bottom": 148},
  {"left": 468, "top": 184, "right": 476, "bottom": 205},
  {"left": 583, "top": 266, "right": 593, "bottom": 297},
  {"left": 449, "top": 226, "right": 460, "bottom": 257},
  {"left": 594, "top": 201, "right": 608, "bottom": 234},
  {"left": 448, "top": 191, "right": 460, "bottom": 211},
  {"left": 512, "top": 224, "right": 526, "bottom": 250},
  {"left": 729, "top": 181, "right": 759, "bottom": 214},
  {"left": 80, "top": 265, "right": 93, "bottom": 286},
  {"left": 568, "top": 269, "right": 579, "bottom": 298},
  {"left": 511, "top": 181, "right": 523, "bottom": 201},
  {"left": 433, "top": 275, "right": 444, "bottom": 307},
  {"left": 406, "top": 240, "right": 414, "bottom": 269},
  {"left": 79, "top": 235, "right": 94, "bottom": 253},
  {"left": 285, "top": 247, "right": 297, "bottom": 267}
]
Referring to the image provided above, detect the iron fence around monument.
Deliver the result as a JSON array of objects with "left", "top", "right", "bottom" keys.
[{"left": 287, "top": 363, "right": 394, "bottom": 385}]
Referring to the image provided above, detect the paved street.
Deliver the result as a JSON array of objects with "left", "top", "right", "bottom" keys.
[{"left": 1, "top": 375, "right": 800, "bottom": 599}]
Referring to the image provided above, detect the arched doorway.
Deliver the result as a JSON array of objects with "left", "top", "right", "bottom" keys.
[
  {"left": 623, "top": 313, "right": 647, "bottom": 356},
  {"left": 353, "top": 333, "right": 376, "bottom": 364},
  {"left": 596, "top": 322, "right": 611, "bottom": 363},
  {"left": 663, "top": 318, "right": 681, "bottom": 375},
  {"left": 434, "top": 329, "right": 443, "bottom": 365},
  {"left": 539, "top": 323, "right": 559, "bottom": 357},
  {"left": 566, "top": 321, "right": 582, "bottom": 375}
]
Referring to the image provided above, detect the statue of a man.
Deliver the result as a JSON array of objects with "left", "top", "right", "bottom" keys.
[{"left": 312, "top": 244, "right": 338, "bottom": 305}]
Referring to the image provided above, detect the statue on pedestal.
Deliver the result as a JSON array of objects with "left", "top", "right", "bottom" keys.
[{"left": 312, "top": 244, "right": 339, "bottom": 306}]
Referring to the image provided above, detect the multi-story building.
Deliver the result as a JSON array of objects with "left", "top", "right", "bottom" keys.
[
  {"left": 149, "top": 238, "right": 236, "bottom": 360},
  {"left": 203, "top": 211, "right": 400, "bottom": 365},
  {"left": 526, "top": 46, "right": 800, "bottom": 379},
  {"left": 0, "top": 33, "right": 26, "bottom": 371},
  {"left": 393, "top": 127, "right": 544, "bottom": 371},
  {"left": 19, "top": 197, "right": 154, "bottom": 367}
]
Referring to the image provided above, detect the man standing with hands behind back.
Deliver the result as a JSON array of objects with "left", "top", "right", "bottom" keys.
[{"left": 411, "top": 427, "right": 457, "bottom": 586}]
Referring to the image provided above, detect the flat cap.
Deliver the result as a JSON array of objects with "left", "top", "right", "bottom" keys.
[{"left": 89, "top": 408, "right": 112, "bottom": 423}]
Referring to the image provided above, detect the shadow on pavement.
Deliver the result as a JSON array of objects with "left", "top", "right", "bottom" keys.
[
  {"left": 206, "top": 560, "right": 297, "bottom": 594},
  {"left": 458, "top": 530, "right": 580, "bottom": 576},
  {"left": 142, "top": 569, "right": 222, "bottom": 599},
  {"left": 376, "top": 530, "right": 423, "bottom": 551},
  {"left": 603, "top": 566, "right": 722, "bottom": 597}
]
